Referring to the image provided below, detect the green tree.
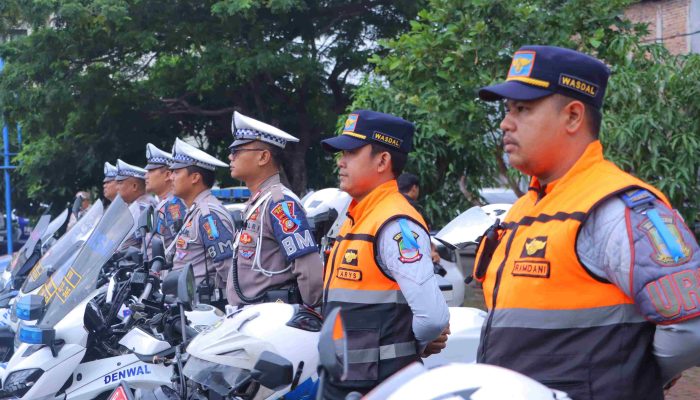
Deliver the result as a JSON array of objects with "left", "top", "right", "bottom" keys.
[
  {"left": 0, "top": 0, "right": 422, "bottom": 211},
  {"left": 350, "top": 0, "right": 700, "bottom": 227}
]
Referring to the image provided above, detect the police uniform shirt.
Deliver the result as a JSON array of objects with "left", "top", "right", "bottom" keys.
[
  {"left": 119, "top": 193, "right": 158, "bottom": 251},
  {"left": 226, "top": 174, "right": 323, "bottom": 307},
  {"left": 171, "top": 189, "right": 234, "bottom": 288},
  {"left": 577, "top": 196, "right": 700, "bottom": 384},
  {"left": 153, "top": 193, "right": 187, "bottom": 249},
  {"left": 376, "top": 219, "right": 450, "bottom": 351}
]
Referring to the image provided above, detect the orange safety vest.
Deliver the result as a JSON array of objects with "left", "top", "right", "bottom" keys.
[
  {"left": 322, "top": 180, "right": 427, "bottom": 392},
  {"left": 474, "top": 141, "right": 667, "bottom": 400}
]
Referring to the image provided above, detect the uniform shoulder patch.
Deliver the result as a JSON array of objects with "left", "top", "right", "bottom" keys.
[
  {"left": 393, "top": 231, "right": 422, "bottom": 263},
  {"left": 198, "top": 212, "right": 234, "bottom": 262},
  {"left": 269, "top": 195, "right": 317, "bottom": 262}
]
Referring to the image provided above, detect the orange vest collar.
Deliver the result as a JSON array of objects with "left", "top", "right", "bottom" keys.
[
  {"left": 347, "top": 180, "right": 399, "bottom": 222},
  {"left": 530, "top": 140, "right": 604, "bottom": 196}
]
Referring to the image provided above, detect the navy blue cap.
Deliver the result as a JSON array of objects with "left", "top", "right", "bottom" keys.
[
  {"left": 322, "top": 110, "right": 415, "bottom": 154},
  {"left": 479, "top": 45, "right": 610, "bottom": 109}
]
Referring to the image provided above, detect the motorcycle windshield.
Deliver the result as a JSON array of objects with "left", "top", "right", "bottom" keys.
[
  {"left": 40, "top": 208, "right": 69, "bottom": 244},
  {"left": 182, "top": 356, "right": 252, "bottom": 396},
  {"left": 6, "top": 214, "right": 52, "bottom": 274},
  {"left": 435, "top": 206, "right": 496, "bottom": 249},
  {"left": 23, "top": 201, "right": 104, "bottom": 293},
  {"left": 37, "top": 196, "right": 136, "bottom": 328}
]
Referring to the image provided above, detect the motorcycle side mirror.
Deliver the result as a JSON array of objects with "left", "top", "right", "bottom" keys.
[
  {"left": 15, "top": 294, "right": 46, "bottom": 321},
  {"left": 317, "top": 307, "right": 348, "bottom": 382},
  {"left": 250, "top": 351, "right": 294, "bottom": 391},
  {"left": 162, "top": 264, "right": 195, "bottom": 309}
]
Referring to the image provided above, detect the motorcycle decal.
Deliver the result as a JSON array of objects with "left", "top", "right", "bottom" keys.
[
  {"left": 55, "top": 268, "right": 82, "bottom": 303},
  {"left": 240, "top": 248, "right": 255, "bottom": 259},
  {"left": 40, "top": 278, "right": 59, "bottom": 303},
  {"left": 271, "top": 201, "right": 299, "bottom": 234},
  {"left": 103, "top": 364, "right": 152, "bottom": 384},
  {"left": 393, "top": 231, "right": 422, "bottom": 263},
  {"left": 29, "top": 262, "right": 44, "bottom": 281},
  {"left": 240, "top": 232, "right": 253, "bottom": 245}
]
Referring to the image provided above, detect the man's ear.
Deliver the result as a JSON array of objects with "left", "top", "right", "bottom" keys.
[
  {"left": 376, "top": 151, "right": 392, "bottom": 174},
  {"left": 564, "top": 100, "right": 586, "bottom": 134},
  {"left": 190, "top": 171, "right": 202, "bottom": 185},
  {"left": 257, "top": 148, "right": 272, "bottom": 167}
]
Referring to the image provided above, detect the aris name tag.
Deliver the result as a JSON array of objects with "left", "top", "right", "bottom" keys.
[{"left": 512, "top": 260, "right": 550, "bottom": 278}]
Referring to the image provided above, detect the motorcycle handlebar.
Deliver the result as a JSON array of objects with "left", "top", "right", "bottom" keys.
[{"left": 173, "top": 317, "right": 198, "bottom": 339}]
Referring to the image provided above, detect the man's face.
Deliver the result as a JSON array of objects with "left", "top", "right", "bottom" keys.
[
  {"left": 228, "top": 143, "right": 268, "bottom": 182},
  {"left": 145, "top": 167, "right": 170, "bottom": 195},
  {"left": 336, "top": 145, "right": 383, "bottom": 199},
  {"left": 500, "top": 96, "right": 567, "bottom": 178},
  {"left": 406, "top": 184, "right": 420, "bottom": 201},
  {"left": 103, "top": 180, "right": 118, "bottom": 201},
  {"left": 117, "top": 178, "right": 141, "bottom": 204},
  {"left": 171, "top": 167, "right": 192, "bottom": 199}
]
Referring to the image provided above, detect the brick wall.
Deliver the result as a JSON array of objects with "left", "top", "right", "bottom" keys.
[{"left": 625, "top": 0, "right": 691, "bottom": 54}]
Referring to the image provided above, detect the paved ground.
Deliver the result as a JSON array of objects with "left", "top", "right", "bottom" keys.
[
  {"left": 462, "top": 286, "right": 700, "bottom": 399},
  {"left": 666, "top": 367, "right": 700, "bottom": 399}
]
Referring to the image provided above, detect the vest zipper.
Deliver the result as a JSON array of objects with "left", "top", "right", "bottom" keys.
[{"left": 479, "top": 225, "right": 518, "bottom": 361}]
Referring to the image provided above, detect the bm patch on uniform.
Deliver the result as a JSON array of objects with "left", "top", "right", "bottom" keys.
[
  {"left": 198, "top": 213, "right": 234, "bottom": 262},
  {"left": 271, "top": 201, "right": 299, "bottom": 234},
  {"left": 270, "top": 196, "right": 318, "bottom": 262},
  {"left": 343, "top": 249, "right": 358, "bottom": 266},
  {"left": 337, "top": 267, "right": 362, "bottom": 281},
  {"left": 521, "top": 236, "right": 548, "bottom": 258},
  {"left": 393, "top": 231, "right": 422, "bottom": 263}
]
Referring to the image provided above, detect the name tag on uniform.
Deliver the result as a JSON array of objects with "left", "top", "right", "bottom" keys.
[
  {"left": 337, "top": 267, "right": 362, "bottom": 281},
  {"left": 512, "top": 261, "right": 550, "bottom": 278}
]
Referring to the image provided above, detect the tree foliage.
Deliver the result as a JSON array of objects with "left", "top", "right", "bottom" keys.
[
  {"left": 350, "top": 0, "right": 700, "bottom": 227},
  {"left": 0, "top": 0, "right": 422, "bottom": 212}
]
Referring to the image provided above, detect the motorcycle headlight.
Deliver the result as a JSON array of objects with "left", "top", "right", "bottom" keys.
[{"left": 3, "top": 368, "right": 43, "bottom": 397}]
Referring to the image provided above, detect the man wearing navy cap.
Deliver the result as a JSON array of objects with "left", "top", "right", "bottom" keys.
[
  {"left": 102, "top": 161, "right": 118, "bottom": 204},
  {"left": 144, "top": 143, "right": 187, "bottom": 249},
  {"left": 168, "top": 138, "right": 235, "bottom": 303},
  {"left": 321, "top": 110, "right": 450, "bottom": 398},
  {"left": 116, "top": 159, "right": 157, "bottom": 251},
  {"left": 226, "top": 111, "right": 322, "bottom": 307},
  {"left": 473, "top": 45, "right": 700, "bottom": 399}
]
